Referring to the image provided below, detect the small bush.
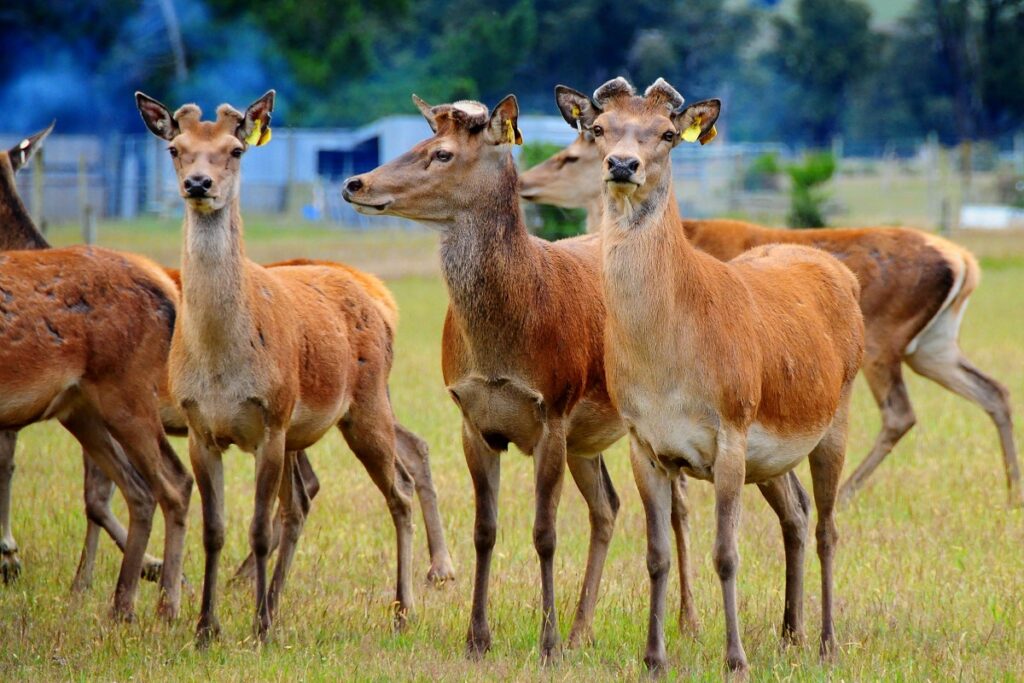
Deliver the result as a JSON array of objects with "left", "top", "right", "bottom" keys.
[
  {"left": 786, "top": 151, "right": 836, "bottom": 228},
  {"left": 519, "top": 142, "right": 586, "bottom": 240},
  {"left": 743, "top": 152, "right": 782, "bottom": 191}
]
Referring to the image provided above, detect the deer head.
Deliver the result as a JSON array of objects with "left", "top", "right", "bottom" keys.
[
  {"left": 135, "top": 90, "right": 274, "bottom": 213},
  {"left": 0, "top": 121, "right": 54, "bottom": 181},
  {"left": 342, "top": 94, "right": 523, "bottom": 225},
  {"left": 518, "top": 132, "right": 603, "bottom": 209},
  {"left": 554, "top": 78, "right": 720, "bottom": 206}
]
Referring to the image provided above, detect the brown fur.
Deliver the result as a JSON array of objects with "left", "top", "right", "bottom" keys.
[
  {"left": 563, "top": 78, "right": 864, "bottom": 673},
  {"left": 343, "top": 95, "right": 626, "bottom": 659},
  {"left": 138, "top": 91, "right": 419, "bottom": 644},
  {"left": 0, "top": 245, "right": 193, "bottom": 620},
  {"left": 520, "top": 130, "right": 1019, "bottom": 506}
]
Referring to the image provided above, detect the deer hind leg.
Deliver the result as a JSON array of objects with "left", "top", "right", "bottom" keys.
[
  {"left": 249, "top": 431, "right": 287, "bottom": 641},
  {"left": 532, "top": 420, "right": 568, "bottom": 663},
  {"left": 839, "top": 350, "right": 915, "bottom": 505},
  {"left": 73, "top": 454, "right": 164, "bottom": 593},
  {"left": 231, "top": 448, "right": 319, "bottom": 586},
  {"left": 907, "top": 341, "right": 1021, "bottom": 507},
  {"left": 395, "top": 421, "right": 455, "bottom": 584},
  {"left": 671, "top": 473, "right": 700, "bottom": 636},
  {"left": 0, "top": 430, "right": 20, "bottom": 584},
  {"left": 266, "top": 450, "right": 312, "bottom": 621},
  {"left": 757, "top": 470, "right": 810, "bottom": 645},
  {"left": 630, "top": 437, "right": 674, "bottom": 673},
  {"left": 61, "top": 410, "right": 156, "bottom": 623},
  {"left": 808, "top": 391, "right": 852, "bottom": 660},
  {"left": 340, "top": 394, "right": 415, "bottom": 629},
  {"left": 565, "top": 452, "right": 619, "bottom": 648},
  {"left": 462, "top": 422, "right": 501, "bottom": 657}
]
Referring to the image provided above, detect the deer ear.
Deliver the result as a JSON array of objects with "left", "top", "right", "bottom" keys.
[
  {"left": 412, "top": 94, "right": 438, "bottom": 133},
  {"left": 136, "top": 92, "right": 178, "bottom": 141},
  {"left": 239, "top": 90, "right": 275, "bottom": 146},
  {"left": 555, "top": 85, "right": 600, "bottom": 132},
  {"left": 671, "top": 99, "right": 721, "bottom": 146},
  {"left": 8, "top": 120, "right": 55, "bottom": 173},
  {"left": 485, "top": 94, "right": 522, "bottom": 146}
]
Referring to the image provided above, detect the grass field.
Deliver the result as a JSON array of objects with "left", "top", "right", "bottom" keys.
[{"left": 1, "top": 220, "right": 1022, "bottom": 681}]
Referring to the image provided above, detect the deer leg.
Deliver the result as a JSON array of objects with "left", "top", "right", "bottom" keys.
[
  {"left": 630, "top": 437, "right": 673, "bottom": 673},
  {"left": 462, "top": 422, "right": 501, "bottom": 657},
  {"left": 267, "top": 451, "right": 311, "bottom": 620},
  {"left": 190, "top": 433, "right": 226, "bottom": 646},
  {"left": 532, "top": 420, "right": 568, "bottom": 663},
  {"left": 0, "top": 430, "right": 20, "bottom": 584},
  {"left": 340, "top": 393, "right": 415, "bottom": 629},
  {"left": 61, "top": 410, "right": 155, "bottom": 624},
  {"left": 565, "top": 452, "right": 618, "bottom": 648},
  {"left": 250, "top": 431, "right": 286, "bottom": 641},
  {"left": 713, "top": 427, "right": 749, "bottom": 676},
  {"left": 395, "top": 421, "right": 455, "bottom": 584},
  {"left": 808, "top": 391, "right": 851, "bottom": 660},
  {"left": 839, "top": 353, "right": 915, "bottom": 504},
  {"left": 670, "top": 473, "right": 700, "bottom": 635},
  {"left": 73, "top": 454, "right": 164, "bottom": 592},
  {"left": 756, "top": 471, "right": 810, "bottom": 645},
  {"left": 908, "top": 347, "right": 1021, "bottom": 507}
]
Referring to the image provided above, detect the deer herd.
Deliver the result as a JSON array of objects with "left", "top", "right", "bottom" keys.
[{"left": 0, "top": 76, "right": 1017, "bottom": 676}]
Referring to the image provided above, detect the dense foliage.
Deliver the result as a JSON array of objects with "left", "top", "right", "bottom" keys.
[{"left": 2, "top": 0, "right": 1023, "bottom": 144}]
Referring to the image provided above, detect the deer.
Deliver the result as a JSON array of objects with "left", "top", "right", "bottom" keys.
[
  {"left": 340, "top": 92, "right": 821, "bottom": 663},
  {"left": 555, "top": 77, "right": 865, "bottom": 674},
  {"left": 0, "top": 126, "right": 453, "bottom": 595},
  {"left": 136, "top": 90, "right": 421, "bottom": 643},
  {"left": 0, "top": 145, "right": 193, "bottom": 620},
  {"left": 520, "top": 122, "right": 1020, "bottom": 509}
]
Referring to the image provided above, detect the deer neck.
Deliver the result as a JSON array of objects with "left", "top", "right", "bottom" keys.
[
  {"left": 584, "top": 195, "right": 604, "bottom": 234},
  {"left": 439, "top": 156, "right": 537, "bottom": 355},
  {"left": 0, "top": 166, "right": 49, "bottom": 250},
  {"left": 600, "top": 174, "right": 712, "bottom": 352},
  {"left": 179, "top": 198, "right": 253, "bottom": 351}
]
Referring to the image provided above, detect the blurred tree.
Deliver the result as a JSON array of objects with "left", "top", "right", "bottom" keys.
[{"left": 769, "top": 0, "right": 878, "bottom": 146}]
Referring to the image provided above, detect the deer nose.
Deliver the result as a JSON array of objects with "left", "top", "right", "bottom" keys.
[
  {"left": 344, "top": 177, "right": 364, "bottom": 194},
  {"left": 184, "top": 174, "right": 213, "bottom": 197},
  {"left": 606, "top": 156, "right": 640, "bottom": 181}
]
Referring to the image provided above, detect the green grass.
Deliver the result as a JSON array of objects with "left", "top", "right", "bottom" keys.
[{"left": 1, "top": 225, "right": 1023, "bottom": 681}]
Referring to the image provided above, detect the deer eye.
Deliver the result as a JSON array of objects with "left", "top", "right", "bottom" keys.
[
  {"left": 434, "top": 150, "right": 453, "bottom": 162},
  {"left": 662, "top": 131, "right": 677, "bottom": 142},
  {"left": 592, "top": 126, "right": 603, "bottom": 138},
  {"left": 563, "top": 156, "right": 578, "bottom": 164},
  {"left": 168, "top": 147, "right": 179, "bottom": 158},
  {"left": 231, "top": 148, "right": 244, "bottom": 158}
]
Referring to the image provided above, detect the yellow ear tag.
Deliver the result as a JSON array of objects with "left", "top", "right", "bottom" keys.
[
  {"left": 503, "top": 119, "right": 522, "bottom": 145},
  {"left": 257, "top": 125, "right": 272, "bottom": 146},
  {"left": 698, "top": 125, "right": 717, "bottom": 145},
  {"left": 571, "top": 105, "right": 583, "bottom": 133},
  {"left": 681, "top": 116, "right": 703, "bottom": 143},
  {"left": 245, "top": 119, "right": 263, "bottom": 146}
]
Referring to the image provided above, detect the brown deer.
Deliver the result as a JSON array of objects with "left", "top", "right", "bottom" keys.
[
  {"left": 136, "top": 90, "right": 418, "bottom": 643},
  {"left": 0, "top": 144, "right": 453, "bottom": 595},
  {"left": 0, "top": 224, "right": 193, "bottom": 623},
  {"left": 519, "top": 124, "right": 1020, "bottom": 508},
  {"left": 340, "top": 93, "right": 815, "bottom": 662},
  {"left": 556, "top": 77, "right": 865, "bottom": 674}
]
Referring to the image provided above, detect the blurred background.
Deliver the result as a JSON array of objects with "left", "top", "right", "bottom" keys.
[{"left": 3, "top": 0, "right": 1024, "bottom": 241}]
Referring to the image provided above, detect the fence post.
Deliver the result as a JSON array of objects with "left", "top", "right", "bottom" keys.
[
  {"left": 79, "top": 153, "right": 96, "bottom": 244},
  {"left": 31, "top": 150, "right": 45, "bottom": 235}
]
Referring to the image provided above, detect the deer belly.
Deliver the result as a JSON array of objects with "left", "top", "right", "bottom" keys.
[
  {"left": 743, "top": 423, "right": 825, "bottom": 482},
  {"left": 286, "top": 399, "right": 347, "bottom": 450}
]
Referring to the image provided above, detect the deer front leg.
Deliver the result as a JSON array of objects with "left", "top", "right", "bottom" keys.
[
  {"left": 670, "top": 473, "right": 700, "bottom": 635},
  {"left": 533, "top": 419, "right": 568, "bottom": 663},
  {"left": 251, "top": 431, "right": 286, "bottom": 641},
  {"left": 190, "top": 434, "right": 226, "bottom": 646},
  {"left": 713, "top": 426, "right": 748, "bottom": 676},
  {"left": 462, "top": 422, "right": 501, "bottom": 657},
  {"left": 629, "top": 436, "right": 673, "bottom": 673},
  {"left": 0, "top": 430, "right": 20, "bottom": 584},
  {"left": 756, "top": 471, "right": 810, "bottom": 645}
]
